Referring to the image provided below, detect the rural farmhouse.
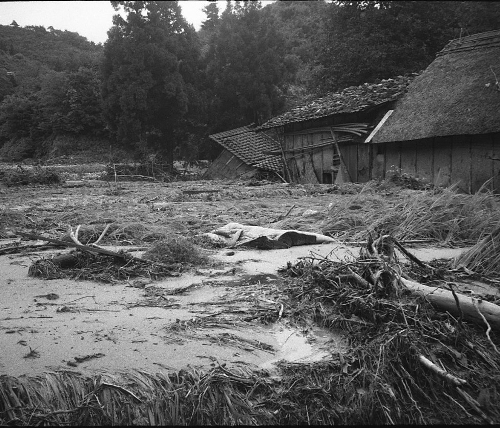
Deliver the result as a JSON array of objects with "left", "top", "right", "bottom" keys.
[
  {"left": 370, "top": 29, "right": 500, "bottom": 193},
  {"left": 206, "top": 30, "right": 500, "bottom": 192},
  {"left": 257, "top": 75, "right": 417, "bottom": 184}
]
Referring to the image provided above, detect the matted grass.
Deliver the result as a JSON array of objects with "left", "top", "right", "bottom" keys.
[
  {"left": 28, "top": 249, "right": 180, "bottom": 283},
  {"left": 322, "top": 183, "right": 500, "bottom": 245},
  {"left": 0, "top": 366, "right": 276, "bottom": 425}
]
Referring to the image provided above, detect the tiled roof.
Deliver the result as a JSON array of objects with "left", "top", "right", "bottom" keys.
[
  {"left": 209, "top": 126, "right": 283, "bottom": 173},
  {"left": 253, "top": 156, "right": 283, "bottom": 172},
  {"left": 259, "top": 74, "right": 418, "bottom": 129}
]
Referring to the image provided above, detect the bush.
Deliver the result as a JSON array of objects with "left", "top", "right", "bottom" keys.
[
  {"left": 0, "top": 165, "right": 62, "bottom": 186},
  {"left": 0, "top": 137, "right": 35, "bottom": 161}
]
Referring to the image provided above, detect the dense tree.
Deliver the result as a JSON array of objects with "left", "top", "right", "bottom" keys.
[
  {"left": 315, "top": 1, "right": 500, "bottom": 92},
  {"left": 2, "top": 1, "right": 500, "bottom": 163},
  {"left": 203, "top": 0, "right": 287, "bottom": 132},
  {"left": 101, "top": 1, "right": 201, "bottom": 165},
  {"left": 264, "top": 0, "right": 329, "bottom": 105},
  {"left": 201, "top": 1, "right": 220, "bottom": 32}
]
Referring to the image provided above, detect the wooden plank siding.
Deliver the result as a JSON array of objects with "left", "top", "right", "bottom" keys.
[
  {"left": 415, "top": 139, "right": 434, "bottom": 184},
  {"left": 357, "top": 143, "right": 371, "bottom": 182},
  {"left": 368, "top": 133, "right": 500, "bottom": 193},
  {"left": 283, "top": 130, "right": 335, "bottom": 184},
  {"left": 433, "top": 136, "right": 452, "bottom": 187},
  {"left": 385, "top": 142, "right": 401, "bottom": 175},
  {"left": 204, "top": 149, "right": 256, "bottom": 180},
  {"left": 493, "top": 134, "right": 500, "bottom": 193},
  {"left": 450, "top": 136, "right": 471, "bottom": 192},
  {"left": 400, "top": 140, "right": 417, "bottom": 177}
]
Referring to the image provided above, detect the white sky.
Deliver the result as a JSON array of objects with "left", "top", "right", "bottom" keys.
[{"left": 0, "top": 1, "right": 273, "bottom": 45}]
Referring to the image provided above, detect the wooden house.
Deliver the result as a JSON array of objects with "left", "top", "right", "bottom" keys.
[
  {"left": 204, "top": 125, "right": 284, "bottom": 180},
  {"left": 370, "top": 30, "right": 500, "bottom": 193},
  {"left": 258, "top": 75, "right": 416, "bottom": 184}
]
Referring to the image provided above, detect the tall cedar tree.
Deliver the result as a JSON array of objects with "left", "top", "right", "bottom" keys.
[
  {"left": 101, "top": 1, "right": 198, "bottom": 165},
  {"left": 204, "top": 0, "right": 286, "bottom": 133}
]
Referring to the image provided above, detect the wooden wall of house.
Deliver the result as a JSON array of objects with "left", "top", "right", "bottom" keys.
[
  {"left": 283, "top": 128, "right": 335, "bottom": 184},
  {"left": 204, "top": 149, "right": 256, "bottom": 180},
  {"left": 370, "top": 132, "right": 500, "bottom": 193},
  {"left": 280, "top": 104, "right": 394, "bottom": 184}
]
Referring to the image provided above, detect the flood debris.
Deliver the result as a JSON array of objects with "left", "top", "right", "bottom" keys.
[
  {"left": 203, "top": 222, "right": 336, "bottom": 249},
  {"left": 28, "top": 249, "right": 179, "bottom": 283},
  {"left": 142, "top": 235, "right": 209, "bottom": 266},
  {"left": 321, "top": 183, "right": 500, "bottom": 244},
  {"left": 23, "top": 347, "right": 40, "bottom": 359},
  {"left": 67, "top": 353, "right": 105, "bottom": 367},
  {"left": 275, "top": 234, "right": 500, "bottom": 424},
  {"left": 21, "top": 229, "right": 205, "bottom": 282}
]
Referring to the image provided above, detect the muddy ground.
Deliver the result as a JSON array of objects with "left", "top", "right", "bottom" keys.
[{"left": 0, "top": 172, "right": 496, "bottom": 378}]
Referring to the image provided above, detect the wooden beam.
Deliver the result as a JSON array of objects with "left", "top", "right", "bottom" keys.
[{"left": 364, "top": 110, "right": 393, "bottom": 143}]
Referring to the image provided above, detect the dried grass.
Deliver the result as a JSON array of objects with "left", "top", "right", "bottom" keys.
[
  {"left": 142, "top": 235, "right": 209, "bottom": 266},
  {"left": 454, "top": 225, "right": 500, "bottom": 277},
  {"left": 28, "top": 250, "right": 178, "bottom": 283},
  {"left": 0, "top": 366, "right": 275, "bottom": 425},
  {"left": 322, "top": 184, "right": 500, "bottom": 245}
]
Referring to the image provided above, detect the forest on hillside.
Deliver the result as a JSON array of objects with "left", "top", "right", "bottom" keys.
[{"left": 0, "top": 0, "right": 499, "bottom": 164}]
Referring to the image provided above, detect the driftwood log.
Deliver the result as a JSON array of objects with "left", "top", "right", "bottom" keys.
[
  {"left": 368, "top": 235, "right": 500, "bottom": 331},
  {"left": 401, "top": 278, "right": 500, "bottom": 330}
]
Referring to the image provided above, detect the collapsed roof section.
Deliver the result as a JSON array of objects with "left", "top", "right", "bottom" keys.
[{"left": 208, "top": 125, "right": 283, "bottom": 173}]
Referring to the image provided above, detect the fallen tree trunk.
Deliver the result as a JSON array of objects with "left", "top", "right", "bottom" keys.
[{"left": 401, "top": 278, "right": 500, "bottom": 330}]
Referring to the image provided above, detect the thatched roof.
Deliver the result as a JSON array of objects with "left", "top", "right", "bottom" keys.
[
  {"left": 372, "top": 30, "right": 500, "bottom": 143},
  {"left": 259, "top": 74, "right": 416, "bottom": 130},
  {"left": 209, "top": 126, "right": 283, "bottom": 173}
]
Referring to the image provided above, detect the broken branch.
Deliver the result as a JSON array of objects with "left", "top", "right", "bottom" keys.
[{"left": 418, "top": 354, "right": 466, "bottom": 386}]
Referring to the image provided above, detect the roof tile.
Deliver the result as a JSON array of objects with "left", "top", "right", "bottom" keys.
[
  {"left": 209, "top": 126, "right": 283, "bottom": 173},
  {"left": 259, "top": 74, "right": 417, "bottom": 129}
]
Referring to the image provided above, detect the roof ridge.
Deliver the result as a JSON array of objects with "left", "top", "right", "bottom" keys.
[{"left": 439, "top": 29, "right": 500, "bottom": 56}]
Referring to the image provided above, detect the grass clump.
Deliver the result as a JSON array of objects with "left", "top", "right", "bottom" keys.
[
  {"left": 454, "top": 225, "right": 500, "bottom": 277},
  {"left": 143, "top": 235, "right": 209, "bottom": 266}
]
